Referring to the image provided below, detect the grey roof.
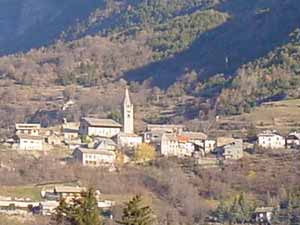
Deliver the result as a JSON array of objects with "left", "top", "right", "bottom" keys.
[
  {"left": 75, "top": 148, "right": 116, "bottom": 156},
  {"left": 54, "top": 186, "right": 86, "bottom": 194},
  {"left": 94, "top": 137, "right": 117, "bottom": 146},
  {"left": 82, "top": 117, "right": 122, "bottom": 128},
  {"left": 147, "top": 124, "right": 185, "bottom": 130},
  {"left": 255, "top": 207, "right": 274, "bottom": 213}
]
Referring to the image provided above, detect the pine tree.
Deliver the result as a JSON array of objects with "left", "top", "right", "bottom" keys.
[
  {"left": 118, "top": 195, "right": 154, "bottom": 225},
  {"left": 73, "top": 188, "right": 102, "bottom": 225},
  {"left": 51, "top": 198, "right": 73, "bottom": 225},
  {"left": 52, "top": 188, "right": 102, "bottom": 225},
  {"left": 228, "top": 193, "right": 254, "bottom": 224},
  {"left": 214, "top": 200, "right": 229, "bottom": 223}
]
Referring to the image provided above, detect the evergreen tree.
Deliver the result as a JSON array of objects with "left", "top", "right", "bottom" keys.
[
  {"left": 51, "top": 188, "right": 102, "bottom": 225},
  {"left": 51, "top": 198, "right": 73, "bottom": 225},
  {"left": 214, "top": 200, "right": 229, "bottom": 223},
  {"left": 228, "top": 193, "right": 254, "bottom": 224},
  {"left": 118, "top": 195, "right": 154, "bottom": 225},
  {"left": 73, "top": 188, "right": 102, "bottom": 225}
]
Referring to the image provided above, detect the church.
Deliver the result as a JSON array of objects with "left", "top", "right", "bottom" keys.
[
  {"left": 79, "top": 87, "right": 142, "bottom": 148},
  {"left": 116, "top": 88, "right": 142, "bottom": 148}
]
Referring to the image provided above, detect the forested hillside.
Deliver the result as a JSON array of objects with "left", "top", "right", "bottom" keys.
[{"left": 1, "top": 0, "right": 300, "bottom": 118}]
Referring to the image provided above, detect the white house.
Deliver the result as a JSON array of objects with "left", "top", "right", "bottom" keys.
[
  {"left": 73, "top": 148, "right": 116, "bottom": 167},
  {"left": 221, "top": 139, "right": 243, "bottom": 160},
  {"left": 180, "top": 131, "right": 215, "bottom": 154},
  {"left": 143, "top": 124, "right": 185, "bottom": 146},
  {"left": 63, "top": 122, "right": 79, "bottom": 140},
  {"left": 79, "top": 117, "right": 122, "bottom": 138},
  {"left": 116, "top": 133, "right": 143, "bottom": 148},
  {"left": 257, "top": 130, "right": 285, "bottom": 149},
  {"left": 16, "top": 134, "right": 44, "bottom": 150},
  {"left": 254, "top": 207, "right": 274, "bottom": 224},
  {"left": 161, "top": 133, "right": 195, "bottom": 157}
]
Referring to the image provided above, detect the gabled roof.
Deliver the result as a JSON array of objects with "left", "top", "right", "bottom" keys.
[
  {"left": 258, "top": 130, "right": 282, "bottom": 137},
  {"left": 54, "top": 186, "right": 86, "bottom": 194},
  {"left": 63, "top": 122, "right": 80, "bottom": 131},
  {"left": 16, "top": 123, "right": 41, "bottom": 130},
  {"left": 17, "top": 134, "right": 44, "bottom": 141},
  {"left": 95, "top": 137, "right": 117, "bottom": 146},
  {"left": 287, "top": 132, "right": 300, "bottom": 140},
  {"left": 81, "top": 117, "right": 122, "bottom": 128},
  {"left": 147, "top": 124, "right": 185, "bottom": 131},
  {"left": 181, "top": 131, "right": 207, "bottom": 140},
  {"left": 75, "top": 148, "right": 116, "bottom": 156},
  {"left": 162, "top": 133, "right": 190, "bottom": 143}
]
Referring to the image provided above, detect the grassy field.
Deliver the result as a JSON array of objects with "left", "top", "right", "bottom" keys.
[
  {"left": 221, "top": 98, "right": 300, "bottom": 134},
  {"left": 0, "top": 186, "right": 42, "bottom": 201}
]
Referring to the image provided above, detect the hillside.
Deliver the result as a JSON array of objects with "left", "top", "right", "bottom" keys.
[
  {"left": 125, "top": 0, "right": 300, "bottom": 86},
  {"left": 0, "top": 0, "right": 300, "bottom": 122},
  {"left": 0, "top": 0, "right": 223, "bottom": 55},
  {"left": 0, "top": 0, "right": 105, "bottom": 55}
]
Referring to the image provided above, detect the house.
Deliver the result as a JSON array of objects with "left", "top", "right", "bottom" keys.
[
  {"left": 161, "top": 133, "right": 195, "bottom": 157},
  {"left": 39, "top": 201, "right": 59, "bottom": 215},
  {"left": 73, "top": 148, "right": 116, "bottom": 167},
  {"left": 93, "top": 137, "right": 117, "bottom": 151},
  {"left": 180, "top": 131, "right": 215, "bottom": 154},
  {"left": 79, "top": 117, "right": 122, "bottom": 138},
  {"left": 65, "top": 139, "right": 82, "bottom": 150},
  {"left": 216, "top": 137, "right": 236, "bottom": 147},
  {"left": 144, "top": 124, "right": 185, "bottom": 146},
  {"left": 286, "top": 132, "right": 300, "bottom": 149},
  {"left": 257, "top": 130, "right": 285, "bottom": 149},
  {"left": 15, "top": 123, "right": 41, "bottom": 136},
  {"left": 41, "top": 186, "right": 100, "bottom": 201},
  {"left": 203, "top": 140, "right": 217, "bottom": 153},
  {"left": 143, "top": 130, "right": 165, "bottom": 145},
  {"left": 221, "top": 139, "right": 244, "bottom": 160},
  {"left": 16, "top": 134, "right": 44, "bottom": 150},
  {"left": 53, "top": 186, "right": 87, "bottom": 200},
  {"left": 46, "top": 132, "right": 63, "bottom": 146},
  {"left": 254, "top": 207, "right": 274, "bottom": 225},
  {"left": 63, "top": 122, "right": 79, "bottom": 140},
  {"left": 116, "top": 132, "right": 142, "bottom": 148}
]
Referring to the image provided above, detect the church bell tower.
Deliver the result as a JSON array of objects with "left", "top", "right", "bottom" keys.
[{"left": 123, "top": 87, "right": 134, "bottom": 134}]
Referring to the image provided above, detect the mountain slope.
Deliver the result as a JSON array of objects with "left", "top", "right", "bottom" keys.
[
  {"left": 1, "top": 0, "right": 300, "bottom": 117},
  {"left": 0, "top": 0, "right": 105, "bottom": 55},
  {"left": 125, "top": 0, "right": 300, "bottom": 87}
]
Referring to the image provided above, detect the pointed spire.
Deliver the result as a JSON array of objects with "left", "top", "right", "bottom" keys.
[
  {"left": 124, "top": 87, "right": 131, "bottom": 106},
  {"left": 123, "top": 87, "right": 134, "bottom": 134}
]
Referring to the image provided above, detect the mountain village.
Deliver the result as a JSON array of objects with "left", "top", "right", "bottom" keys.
[
  {"left": 0, "top": 87, "right": 299, "bottom": 223},
  {"left": 5, "top": 88, "right": 300, "bottom": 167}
]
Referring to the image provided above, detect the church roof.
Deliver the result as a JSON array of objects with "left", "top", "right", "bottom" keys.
[
  {"left": 124, "top": 87, "right": 132, "bottom": 106},
  {"left": 81, "top": 118, "right": 122, "bottom": 128}
]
